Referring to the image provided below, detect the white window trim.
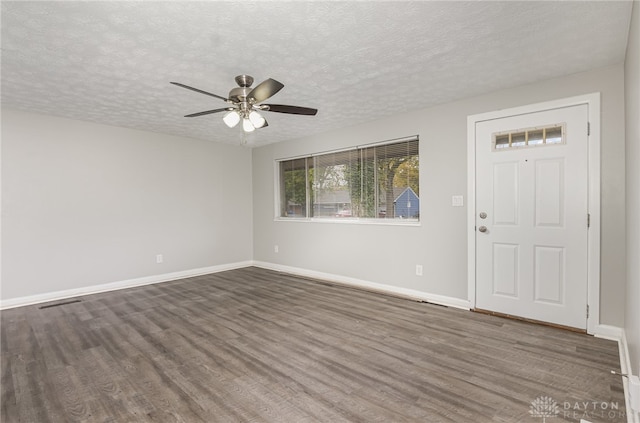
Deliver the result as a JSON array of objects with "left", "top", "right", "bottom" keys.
[{"left": 273, "top": 216, "right": 421, "bottom": 226}]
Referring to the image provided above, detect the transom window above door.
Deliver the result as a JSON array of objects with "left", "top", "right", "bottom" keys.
[{"left": 493, "top": 124, "right": 565, "bottom": 151}]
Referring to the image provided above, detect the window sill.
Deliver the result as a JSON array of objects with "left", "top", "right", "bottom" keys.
[{"left": 273, "top": 217, "right": 421, "bottom": 227}]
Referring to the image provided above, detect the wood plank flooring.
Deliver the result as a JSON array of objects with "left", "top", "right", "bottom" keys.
[{"left": 1, "top": 267, "right": 625, "bottom": 422}]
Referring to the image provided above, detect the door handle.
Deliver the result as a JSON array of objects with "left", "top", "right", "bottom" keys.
[{"left": 478, "top": 226, "right": 487, "bottom": 233}]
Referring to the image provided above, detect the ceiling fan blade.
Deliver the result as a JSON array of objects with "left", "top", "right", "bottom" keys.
[
  {"left": 184, "top": 108, "right": 230, "bottom": 118},
  {"left": 170, "top": 82, "right": 228, "bottom": 101},
  {"left": 247, "top": 78, "right": 284, "bottom": 103},
  {"left": 263, "top": 104, "right": 318, "bottom": 116}
]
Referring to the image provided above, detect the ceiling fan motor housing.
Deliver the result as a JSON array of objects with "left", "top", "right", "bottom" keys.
[
  {"left": 228, "top": 86, "right": 252, "bottom": 102},
  {"left": 229, "top": 75, "right": 255, "bottom": 102}
]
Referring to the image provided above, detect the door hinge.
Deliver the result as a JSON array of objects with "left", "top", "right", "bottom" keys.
[
  {"left": 587, "top": 122, "right": 591, "bottom": 136},
  {"left": 587, "top": 213, "right": 591, "bottom": 228},
  {"left": 587, "top": 304, "right": 590, "bottom": 318}
]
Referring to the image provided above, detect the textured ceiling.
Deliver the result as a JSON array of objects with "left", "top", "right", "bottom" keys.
[{"left": 0, "top": 1, "right": 633, "bottom": 146}]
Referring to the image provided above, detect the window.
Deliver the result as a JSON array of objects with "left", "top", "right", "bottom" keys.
[
  {"left": 278, "top": 136, "right": 419, "bottom": 222},
  {"left": 279, "top": 158, "right": 310, "bottom": 217},
  {"left": 493, "top": 124, "right": 565, "bottom": 151}
]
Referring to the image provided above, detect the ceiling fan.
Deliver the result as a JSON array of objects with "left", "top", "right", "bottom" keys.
[{"left": 170, "top": 75, "right": 317, "bottom": 133}]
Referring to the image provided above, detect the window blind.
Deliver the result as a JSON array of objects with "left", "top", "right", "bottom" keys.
[{"left": 278, "top": 136, "right": 419, "bottom": 221}]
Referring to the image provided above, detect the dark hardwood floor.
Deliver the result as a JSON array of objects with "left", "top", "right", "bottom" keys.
[{"left": 1, "top": 267, "right": 625, "bottom": 422}]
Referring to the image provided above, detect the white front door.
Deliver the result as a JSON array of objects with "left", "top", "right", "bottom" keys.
[{"left": 475, "top": 104, "right": 589, "bottom": 329}]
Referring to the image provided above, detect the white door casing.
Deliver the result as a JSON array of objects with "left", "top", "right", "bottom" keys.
[{"left": 467, "top": 94, "right": 601, "bottom": 333}]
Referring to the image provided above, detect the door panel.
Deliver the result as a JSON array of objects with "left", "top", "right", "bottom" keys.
[
  {"left": 475, "top": 104, "right": 588, "bottom": 329},
  {"left": 493, "top": 243, "right": 519, "bottom": 297},
  {"left": 493, "top": 162, "right": 519, "bottom": 225},
  {"left": 535, "top": 159, "right": 564, "bottom": 227},
  {"left": 533, "top": 246, "right": 564, "bottom": 304}
]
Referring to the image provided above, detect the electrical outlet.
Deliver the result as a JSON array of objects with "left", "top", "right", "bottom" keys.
[
  {"left": 416, "top": 265, "right": 423, "bottom": 276},
  {"left": 156, "top": 254, "right": 163, "bottom": 264},
  {"left": 274, "top": 245, "right": 279, "bottom": 253}
]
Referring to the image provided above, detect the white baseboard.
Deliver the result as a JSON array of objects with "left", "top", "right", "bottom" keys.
[
  {"left": 0, "top": 260, "right": 253, "bottom": 310},
  {"left": 593, "top": 324, "right": 625, "bottom": 341},
  {"left": 1, "top": 260, "right": 471, "bottom": 311},
  {"left": 252, "top": 260, "right": 471, "bottom": 310},
  {"left": 594, "top": 325, "right": 639, "bottom": 423},
  {"left": 621, "top": 331, "right": 640, "bottom": 423}
]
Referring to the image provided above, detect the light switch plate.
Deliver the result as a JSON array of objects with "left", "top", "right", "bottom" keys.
[{"left": 452, "top": 195, "right": 464, "bottom": 207}]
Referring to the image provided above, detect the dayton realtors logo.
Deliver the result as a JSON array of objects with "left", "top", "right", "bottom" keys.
[
  {"left": 530, "top": 396, "right": 625, "bottom": 421},
  {"left": 529, "top": 396, "right": 559, "bottom": 421}
]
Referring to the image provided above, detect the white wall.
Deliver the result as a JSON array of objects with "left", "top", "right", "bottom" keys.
[
  {"left": 625, "top": 1, "right": 640, "bottom": 375},
  {"left": 1, "top": 110, "right": 253, "bottom": 302},
  {"left": 252, "top": 65, "right": 626, "bottom": 327}
]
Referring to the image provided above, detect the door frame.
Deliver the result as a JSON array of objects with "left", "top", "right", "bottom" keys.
[{"left": 466, "top": 93, "right": 601, "bottom": 334}]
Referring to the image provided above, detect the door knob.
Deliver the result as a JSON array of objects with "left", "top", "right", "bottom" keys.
[
  {"left": 478, "top": 226, "right": 487, "bottom": 233},
  {"left": 479, "top": 212, "right": 487, "bottom": 219}
]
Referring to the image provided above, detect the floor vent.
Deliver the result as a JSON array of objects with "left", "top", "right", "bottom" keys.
[{"left": 39, "top": 299, "right": 81, "bottom": 309}]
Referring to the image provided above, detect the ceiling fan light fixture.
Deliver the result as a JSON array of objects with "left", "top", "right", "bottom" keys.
[
  {"left": 248, "top": 111, "right": 266, "bottom": 128},
  {"left": 242, "top": 118, "right": 255, "bottom": 132},
  {"left": 223, "top": 110, "right": 240, "bottom": 128}
]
